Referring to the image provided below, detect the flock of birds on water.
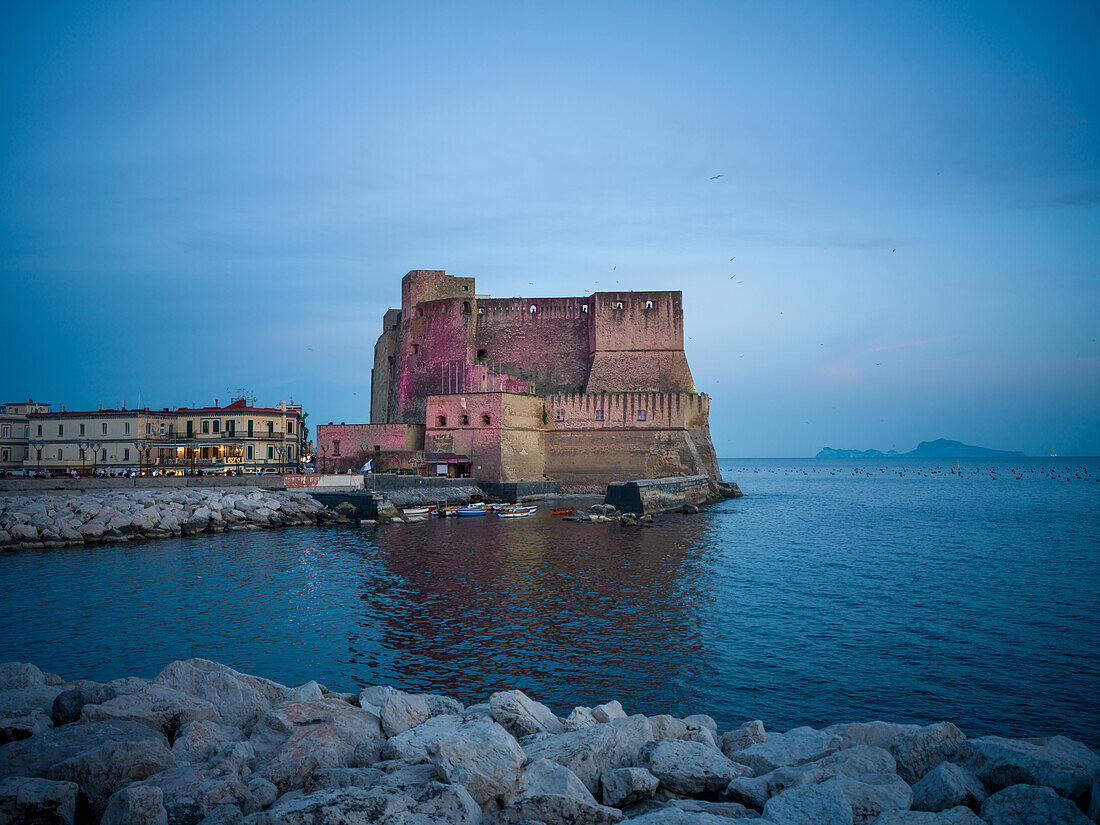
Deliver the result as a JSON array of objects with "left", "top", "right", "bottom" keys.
[{"left": 722, "top": 463, "right": 1098, "bottom": 482}]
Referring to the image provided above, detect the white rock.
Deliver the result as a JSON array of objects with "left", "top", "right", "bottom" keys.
[
  {"left": 45, "top": 738, "right": 177, "bottom": 815},
  {"left": 426, "top": 716, "right": 525, "bottom": 809},
  {"left": 719, "top": 719, "right": 768, "bottom": 756},
  {"left": 592, "top": 701, "right": 627, "bottom": 723},
  {"left": 729, "top": 726, "right": 843, "bottom": 776},
  {"left": 911, "top": 761, "right": 987, "bottom": 812},
  {"left": 79, "top": 682, "right": 222, "bottom": 737},
  {"left": 563, "top": 706, "right": 599, "bottom": 731},
  {"left": 980, "top": 783, "right": 1093, "bottom": 825},
  {"left": 826, "top": 721, "right": 922, "bottom": 751},
  {"left": 890, "top": 723, "right": 966, "bottom": 785},
  {"left": 764, "top": 780, "right": 856, "bottom": 825},
  {"left": 522, "top": 724, "right": 621, "bottom": 794},
  {"left": 601, "top": 766, "right": 659, "bottom": 807},
  {"left": 172, "top": 720, "right": 246, "bottom": 765},
  {"left": 959, "top": 734, "right": 1100, "bottom": 801},
  {"left": 490, "top": 689, "right": 563, "bottom": 738},
  {"left": 380, "top": 692, "right": 431, "bottom": 737},
  {"left": 830, "top": 774, "right": 913, "bottom": 825},
  {"left": 642, "top": 738, "right": 749, "bottom": 795}
]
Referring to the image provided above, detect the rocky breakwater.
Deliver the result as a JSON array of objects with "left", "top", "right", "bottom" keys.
[
  {"left": 0, "top": 489, "right": 343, "bottom": 550},
  {"left": 2, "top": 660, "right": 1098, "bottom": 825}
]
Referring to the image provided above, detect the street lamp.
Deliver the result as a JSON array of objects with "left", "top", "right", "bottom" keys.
[
  {"left": 275, "top": 444, "right": 287, "bottom": 475},
  {"left": 29, "top": 439, "right": 45, "bottom": 475},
  {"left": 78, "top": 439, "right": 101, "bottom": 476},
  {"left": 135, "top": 439, "right": 149, "bottom": 476}
]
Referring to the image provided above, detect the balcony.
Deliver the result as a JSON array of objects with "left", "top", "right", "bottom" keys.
[{"left": 173, "top": 430, "right": 291, "bottom": 441}]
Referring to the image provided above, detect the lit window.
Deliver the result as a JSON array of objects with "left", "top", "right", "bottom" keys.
[
  {"left": 556, "top": 409, "right": 565, "bottom": 421},
  {"left": 637, "top": 410, "right": 647, "bottom": 421}
]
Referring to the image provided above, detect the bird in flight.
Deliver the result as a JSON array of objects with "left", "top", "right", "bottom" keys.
[
  {"left": 710, "top": 174, "right": 724, "bottom": 180},
  {"left": 892, "top": 249, "right": 897, "bottom": 253},
  {"left": 730, "top": 257, "right": 736, "bottom": 260}
]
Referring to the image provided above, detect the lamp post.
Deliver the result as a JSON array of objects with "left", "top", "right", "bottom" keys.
[
  {"left": 89, "top": 441, "right": 102, "bottom": 476},
  {"left": 30, "top": 439, "right": 44, "bottom": 476},
  {"left": 78, "top": 439, "right": 101, "bottom": 477},
  {"left": 135, "top": 439, "right": 149, "bottom": 476},
  {"left": 275, "top": 444, "right": 287, "bottom": 475}
]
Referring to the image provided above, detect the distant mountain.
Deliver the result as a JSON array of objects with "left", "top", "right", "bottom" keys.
[{"left": 816, "top": 439, "right": 1026, "bottom": 459}]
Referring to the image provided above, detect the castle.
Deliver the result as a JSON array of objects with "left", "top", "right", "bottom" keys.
[{"left": 317, "top": 269, "right": 722, "bottom": 493}]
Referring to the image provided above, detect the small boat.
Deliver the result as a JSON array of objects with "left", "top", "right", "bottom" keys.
[
  {"left": 550, "top": 508, "right": 573, "bottom": 516},
  {"left": 498, "top": 505, "right": 537, "bottom": 518},
  {"left": 454, "top": 506, "right": 489, "bottom": 517},
  {"left": 403, "top": 506, "right": 432, "bottom": 517}
]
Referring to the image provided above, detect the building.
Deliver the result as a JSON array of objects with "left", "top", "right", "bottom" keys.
[
  {"left": 167, "top": 399, "right": 304, "bottom": 474},
  {"left": 18, "top": 398, "right": 306, "bottom": 475},
  {"left": 0, "top": 399, "right": 50, "bottom": 472},
  {"left": 317, "top": 269, "right": 721, "bottom": 492},
  {"left": 24, "top": 407, "right": 178, "bottom": 475}
]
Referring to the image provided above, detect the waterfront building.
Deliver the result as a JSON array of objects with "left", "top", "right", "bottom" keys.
[
  {"left": 166, "top": 399, "right": 304, "bottom": 474},
  {"left": 317, "top": 269, "right": 720, "bottom": 492},
  {"left": 24, "top": 407, "right": 177, "bottom": 475},
  {"left": 0, "top": 399, "right": 50, "bottom": 472}
]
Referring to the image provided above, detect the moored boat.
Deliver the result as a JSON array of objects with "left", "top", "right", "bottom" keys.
[
  {"left": 454, "top": 506, "right": 489, "bottom": 517},
  {"left": 550, "top": 508, "right": 573, "bottom": 516},
  {"left": 498, "top": 505, "right": 537, "bottom": 518}
]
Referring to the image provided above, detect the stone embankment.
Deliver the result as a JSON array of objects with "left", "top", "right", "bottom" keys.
[
  {"left": 2, "top": 660, "right": 1097, "bottom": 825},
  {"left": 0, "top": 489, "right": 343, "bottom": 551}
]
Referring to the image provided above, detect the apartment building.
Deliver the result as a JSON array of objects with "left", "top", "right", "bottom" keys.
[
  {"left": 162, "top": 399, "right": 304, "bottom": 473},
  {"left": 24, "top": 408, "right": 178, "bottom": 475},
  {"left": 0, "top": 399, "right": 50, "bottom": 472}
]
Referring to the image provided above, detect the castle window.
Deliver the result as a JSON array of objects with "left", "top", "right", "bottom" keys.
[
  {"left": 417, "top": 308, "right": 424, "bottom": 317},
  {"left": 529, "top": 304, "right": 537, "bottom": 314},
  {"left": 555, "top": 409, "right": 565, "bottom": 421},
  {"left": 476, "top": 349, "right": 487, "bottom": 360},
  {"left": 462, "top": 285, "right": 468, "bottom": 291},
  {"left": 460, "top": 415, "right": 469, "bottom": 426},
  {"left": 442, "top": 303, "right": 448, "bottom": 312},
  {"left": 645, "top": 300, "right": 654, "bottom": 309},
  {"left": 637, "top": 410, "right": 647, "bottom": 421},
  {"left": 615, "top": 301, "right": 624, "bottom": 310},
  {"left": 412, "top": 344, "right": 419, "bottom": 354},
  {"left": 482, "top": 414, "right": 491, "bottom": 425},
  {"left": 436, "top": 415, "right": 447, "bottom": 426},
  {"left": 595, "top": 410, "right": 604, "bottom": 421},
  {"left": 333, "top": 440, "right": 340, "bottom": 456},
  {"left": 462, "top": 301, "right": 471, "bottom": 314}
]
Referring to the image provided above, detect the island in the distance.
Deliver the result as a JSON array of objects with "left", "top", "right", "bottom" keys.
[{"left": 817, "top": 438, "right": 1027, "bottom": 459}]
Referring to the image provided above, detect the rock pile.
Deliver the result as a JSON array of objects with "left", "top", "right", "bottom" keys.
[
  {"left": 0, "top": 489, "right": 342, "bottom": 550},
  {"left": 1, "top": 660, "right": 1097, "bottom": 824}
]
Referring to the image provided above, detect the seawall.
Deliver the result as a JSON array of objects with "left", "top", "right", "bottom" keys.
[{"left": 1, "top": 658, "right": 1096, "bottom": 824}]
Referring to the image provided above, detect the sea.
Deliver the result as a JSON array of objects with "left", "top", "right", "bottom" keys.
[{"left": 2, "top": 457, "right": 1097, "bottom": 746}]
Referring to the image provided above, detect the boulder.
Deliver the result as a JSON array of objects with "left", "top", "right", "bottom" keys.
[
  {"left": 869, "top": 807, "right": 987, "bottom": 824},
  {"left": 911, "top": 762, "right": 987, "bottom": 812},
  {"left": 380, "top": 693, "right": 431, "bottom": 737},
  {"left": 380, "top": 714, "right": 466, "bottom": 762},
  {"left": 649, "top": 715, "right": 690, "bottom": 742},
  {"left": 0, "top": 776, "right": 80, "bottom": 825},
  {"left": 303, "top": 767, "right": 388, "bottom": 793},
  {"left": 980, "top": 783, "right": 1092, "bottom": 825},
  {"left": 890, "top": 723, "right": 966, "bottom": 785},
  {"left": 563, "top": 707, "right": 599, "bottom": 731},
  {"left": 51, "top": 685, "right": 117, "bottom": 726},
  {"left": 959, "top": 735, "right": 1100, "bottom": 801},
  {"left": 826, "top": 722, "right": 922, "bottom": 751},
  {"left": 623, "top": 807, "right": 757, "bottom": 824},
  {"left": 45, "top": 738, "right": 177, "bottom": 815},
  {"left": 0, "top": 685, "right": 62, "bottom": 744},
  {"left": 238, "top": 781, "right": 481, "bottom": 825},
  {"left": 521, "top": 724, "right": 621, "bottom": 794},
  {"left": 683, "top": 715, "right": 719, "bottom": 738},
  {"left": 592, "top": 701, "right": 627, "bottom": 723},
  {"left": 513, "top": 757, "right": 595, "bottom": 805},
  {"left": 425, "top": 716, "right": 525, "bottom": 809},
  {"left": 601, "top": 766, "right": 659, "bottom": 807},
  {"left": 830, "top": 775, "right": 913, "bottom": 824},
  {"left": 610, "top": 714, "right": 656, "bottom": 767},
  {"left": 489, "top": 794, "right": 624, "bottom": 824},
  {"left": 172, "top": 721, "right": 246, "bottom": 765},
  {"left": 101, "top": 785, "right": 169, "bottom": 825},
  {"left": 489, "top": 689, "right": 563, "bottom": 738},
  {"left": 133, "top": 764, "right": 258, "bottom": 825},
  {"left": 197, "top": 804, "right": 243, "bottom": 825},
  {"left": 154, "top": 659, "right": 291, "bottom": 730},
  {"left": 249, "top": 697, "right": 383, "bottom": 768},
  {"left": 642, "top": 739, "right": 749, "bottom": 795},
  {"left": 0, "top": 719, "right": 167, "bottom": 779},
  {"left": 728, "top": 726, "right": 843, "bottom": 776},
  {"left": 763, "top": 781, "right": 855, "bottom": 825},
  {"left": 719, "top": 720, "right": 768, "bottom": 757},
  {"left": 247, "top": 778, "right": 277, "bottom": 809},
  {"left": 79, "top": 682, "right": 222, "bottom": 739}
]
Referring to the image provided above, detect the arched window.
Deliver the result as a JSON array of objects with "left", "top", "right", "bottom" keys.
[
  {"left": 645, "top": 300, "right": 654, "bottom": 309},
  {"left": 581, "top": 304, "right": 588, "bottom": 313},
  {"left": 615, "top": 301, "right": 624, "bottom": 310},
  {"left": 462, "top": 301, "right": 471, "bottom": 314},
  {"left": 529, "top": 304, "right": 537, "bottom": 314},
  {"left": 482, "top": 414, "right": 491, "bottom": 425},
  {"left": 436, "top": 415, "right": 447, "bottom": 427},
  {"left": 555, "top": 409, "right": 565, "bottom": 421}
]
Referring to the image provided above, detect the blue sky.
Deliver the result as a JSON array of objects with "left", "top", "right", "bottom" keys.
[{"left": 2, "top": 1, "right": 1097, "bottom": 456}]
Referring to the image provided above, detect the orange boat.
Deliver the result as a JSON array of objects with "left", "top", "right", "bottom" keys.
[{"left": 550, "top": 508, "right": 573, "bottom": 516}]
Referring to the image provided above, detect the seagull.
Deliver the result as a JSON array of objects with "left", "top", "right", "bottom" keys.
[
  {"left": 892, "top": 249, "right": 896, "bottom": 253},
  {"left": 710, "top": 174, "right": 724, "bottom": 180},
  {"left": 730, "top": 257, "right": 736, "bottom": 260}
]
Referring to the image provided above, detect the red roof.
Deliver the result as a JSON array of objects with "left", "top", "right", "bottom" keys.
[{"left": 175, "top": 399, "right": 300, "bottom": 415}]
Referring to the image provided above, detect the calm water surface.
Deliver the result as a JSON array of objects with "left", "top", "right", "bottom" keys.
[{"left": 2, "top": 458, "right": 1098, "bottom": 745}]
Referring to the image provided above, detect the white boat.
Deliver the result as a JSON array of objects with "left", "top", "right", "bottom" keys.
[
  {"left": 497, "top": 505, "right": 537, "bottom": 518},
  {"left": 403, "top": 506, "right": 432, "bottom": 518}
]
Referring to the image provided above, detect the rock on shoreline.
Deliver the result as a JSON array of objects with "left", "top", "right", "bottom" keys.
[
  {"left": 1, "top": 660, "right": 1097, "bottom": 824},
  {"left": 0, "top": 489, "right": 342, "bottom": 551}
]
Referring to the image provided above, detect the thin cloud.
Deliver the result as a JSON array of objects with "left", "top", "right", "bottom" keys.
[{"left": 864, "top": 335, "right": 962, "bottom": 353}]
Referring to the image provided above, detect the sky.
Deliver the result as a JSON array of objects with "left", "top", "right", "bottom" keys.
[{"left": 1, "top": 0, "right": 1097, "bottom": 457}]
